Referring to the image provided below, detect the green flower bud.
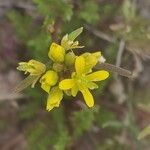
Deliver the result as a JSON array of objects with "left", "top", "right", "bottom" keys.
[{"left": 65, "top": 52, "right": 76, "bottom": 66}]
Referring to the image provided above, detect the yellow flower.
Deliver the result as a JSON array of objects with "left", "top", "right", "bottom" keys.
[
  {"left": 46, "top": 86, "right": 63, "bottom": 111},
  {"left": 81, "top": 52, "right": 101, "bottom": 73},
  {"left": 40, "top": 70, "right": 58, "bottom": 93},
  {"left": 59, "top": 56, "right": 109, "bottom": 107},
  {"left": 61, "top": 34, "right": 84, "bottom": 50},
  {"left": 16, "top": 60, "right": 46, "bottom": 89},
  {"left": 17, "top": 59, "right": 46, "bottom": 75},
  {"left": 48, "top": 42, "right": 65, "bottom": 63}
]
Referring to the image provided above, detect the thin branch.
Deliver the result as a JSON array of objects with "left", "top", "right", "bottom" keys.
[
  {"left": 0, "top": 93, "right": 24, "bottom": 102},
  {"left": 85, "top": 25, "right": 117, "bottom": 43},
  {"left": 0, "top": 1, "right": 12, "bottom": 7},
  {"left": 86, "top": 25, "right": 132, "bottom": 78},
  {"left": 16, "top": 2, "right": 35, "bottom": 11},
  {"left": 115, "top": 39, "right": 126, "bottom": 79},
  {"left": 116, "top": 39, "right": 126, "bottom": 67},
  {"left": 0, "top": 1, "right": 35, "bottom": 10},
  {"left": 96, "top": 63, "right": 132, "bottom": 78}
]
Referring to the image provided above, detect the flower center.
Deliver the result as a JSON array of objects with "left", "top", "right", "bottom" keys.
[{"left": 77, "top": 79, "right": 82, "bottom": 83}]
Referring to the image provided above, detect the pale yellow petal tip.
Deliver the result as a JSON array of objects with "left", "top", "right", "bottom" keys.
[
  {"left": 46, "top": 107, "right": 52, "bottom": 111},
  {"left": 86, "top": 70, "right": 110, "bottom": 82},
  {"left": 104, "top": 70, "right": 110, "bottom": 78},
  {"left": 86, "top": 93, "right": 94, "bottom": 107},
  {"left": 46, "top": 86, "right": 63, "bottom": 112},
  {"left": 99, "top": 70, "right": 109, "bottom": 80},
  {"left": 93, "top": 51, "right": 101, "bottom": 57},
  {"left": 46, "top": 102, "right": 60, "bottom": 111},
  {"left": 46, "top": 105, "right": 58, "bottom": 111},
  {"left": 87, "top": 101, "right": 94, "bottom": 108},
  {"left": 81, "top": 88, "right": 94, "bottom": 108},
  {"left": 41, "top": 83, "right": 50, "bottom": 93}
]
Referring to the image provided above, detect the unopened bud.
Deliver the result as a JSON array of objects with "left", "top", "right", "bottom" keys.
[
  {"left": 48, "top": 43, "right": 65, "bottom": 63},
  {"left": 65, "top": 52, "right": 76, "bottom": 66}
]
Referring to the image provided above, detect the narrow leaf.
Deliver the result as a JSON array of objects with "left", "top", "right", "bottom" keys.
[{"left": 68, "top": 27, "right": 83, "bottom": 41}]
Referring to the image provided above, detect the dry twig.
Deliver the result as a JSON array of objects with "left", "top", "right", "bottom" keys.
[{"left": 85, "top": 25, "right": 117, "bottom": 43}]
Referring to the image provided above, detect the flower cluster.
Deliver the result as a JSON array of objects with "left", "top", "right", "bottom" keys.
[{"left": 17, "top": 27, "right": 109, "bottom": 111}]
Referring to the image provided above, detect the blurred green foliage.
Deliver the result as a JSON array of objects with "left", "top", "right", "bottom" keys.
[
  {"left": 33, "top": 0, "right": 73, "bottom": 22},
  {"left": 79, "top": 0, "right": 99, "bottom": 24},
  {"left": 71, "top": 107, "right": 98, "bottom": 138}
]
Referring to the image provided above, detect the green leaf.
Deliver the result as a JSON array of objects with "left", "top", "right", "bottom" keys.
[
  {"left": 68, "top": 27, "right": 83, "bottom": 41},
  {"left": 138, "top": 125, "right": 150, "bottom": 140}
]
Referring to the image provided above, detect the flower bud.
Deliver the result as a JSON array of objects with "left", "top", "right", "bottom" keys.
[
  {"left": 17, "top": 59, "right": 46, "bottom": 75},
  {"left": 40, "top": 70, "right": 58, "bottom": 93},
  {"left": 48, "top": 43, "right": 65, "bottom": 63},
  {"left": 46, "top": 86, "right": 63, "bottom": 111},
  {"left": 65, "top": 52, "right": 76, "bottom": 66}
]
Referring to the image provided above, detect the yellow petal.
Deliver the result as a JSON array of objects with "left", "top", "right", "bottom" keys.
[
  {"left": 92, "top": 52, "right": 101, "bottom": 59},
  {"left": 28, "top": 60, "right": 46, "bottom": 75},
  {"left": 71, "top": 85, "right": 79, "bottom": 97},
  {"left": 75, "top": 56, "right": 85, "bottom": 75},
  {"left": 80, "top": 88, "right": 94, "bottom": 107},
  {"left": 17, "top": 59, "right": 46, "bottom": 75},
  {"left": 81, "top": 52, "right": 101, "bottom": 73},
  {"left": 46, "top": 87, "right": 63, "bottom": 111},
  {"left": 42, "top": 70, "right": 58, "bottom": 85},
  {"left": 41, "top": 83, "right": 50, "bottom": 93},
  {"left": 86, "top": 70, "right": 109, "bottom": 82},
  {"left": 48, "top": 42, "right": 65, "bottom": 63},
  {"left": 59, "top": 79, "right": 75, "bottom": 90}
]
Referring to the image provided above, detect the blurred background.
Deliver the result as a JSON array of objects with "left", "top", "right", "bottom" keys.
[{"left": 0, "top": 0, "right": 150, "bottom": 149}]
